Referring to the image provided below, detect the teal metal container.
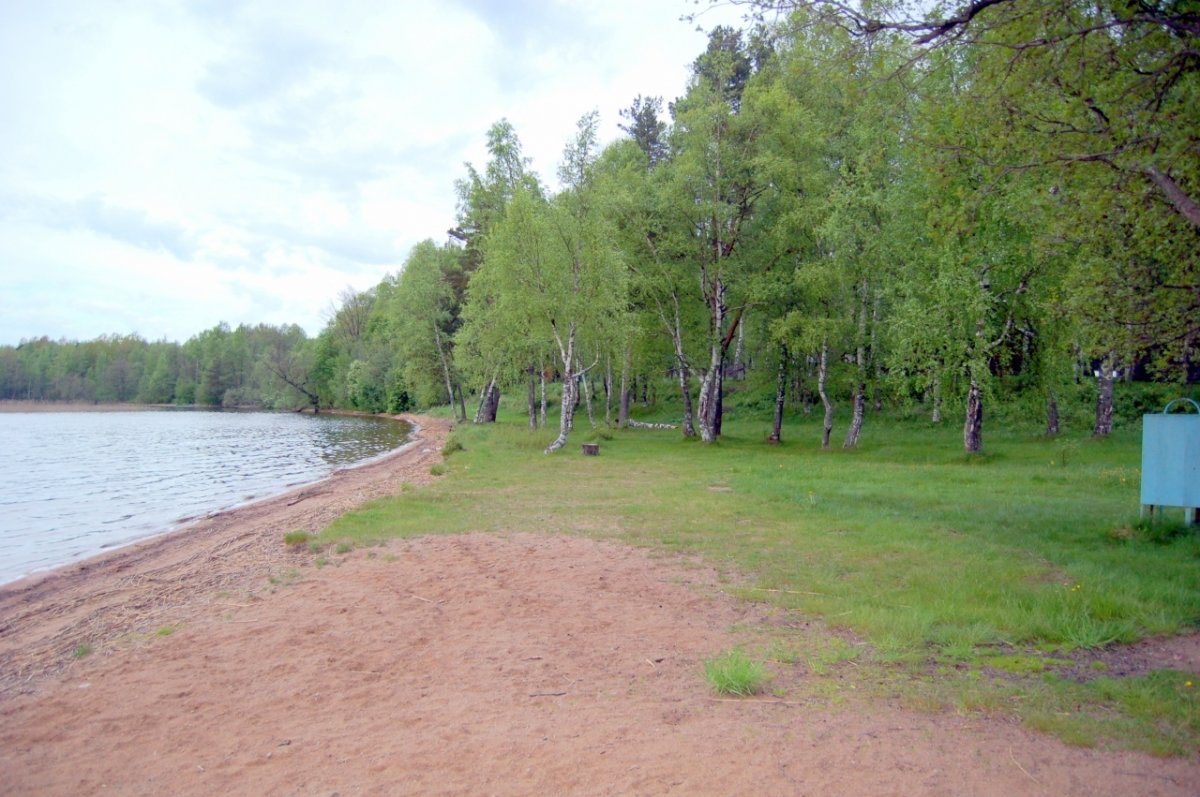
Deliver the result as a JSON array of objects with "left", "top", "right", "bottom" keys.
[{"left": 1140, "top": 398, "right": 1200, "bottom": 525}]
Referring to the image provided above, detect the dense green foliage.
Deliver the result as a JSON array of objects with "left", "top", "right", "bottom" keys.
[
  {"left": 2, "top": 4, "right": 1196, "bottom": 450},
  {"left": 0, "top": 325, "right": 318, "bottom": 409}
]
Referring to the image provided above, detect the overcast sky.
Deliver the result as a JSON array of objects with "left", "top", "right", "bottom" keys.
[{"left": 0, "top": 0, "right": 746, "bottom": 346}]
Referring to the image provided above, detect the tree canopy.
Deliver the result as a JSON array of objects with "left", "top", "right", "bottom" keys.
[{"left": 6, "top": 3, "right": 1195, "bottom": 455}]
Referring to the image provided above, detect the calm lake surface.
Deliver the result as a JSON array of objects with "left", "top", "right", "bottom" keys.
[{"left": 0, "top": 410, "right": 412, "bottom": 585}]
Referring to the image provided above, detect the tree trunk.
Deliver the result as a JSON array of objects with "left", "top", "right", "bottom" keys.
[
  {"left": 485, "top": 383, "right": 500, "bottom": 421},
  {"left": 473, "top": 380, "right": 489, "bottom": 424},
  {"left": 964, "top": 378, "right": 983, "bottom": 453},
  {"left": 1093, "top": 354, "right": 1115, "bottom": 437},
  {"left": 545, "top": 323, "right": 588, "bottom": 454},
  {"left": 769, "top": 344, "right": 787, "bottom": 444},
  {"left": 714, "top": 367, "right": 725, "bottom": 437},
  {"left": 545, "top": 374, "right": 577, "bottom": 453},
  {"left": 1143, "top": 164, "right": 1200, "bottom": 232},
  {"left": 665, "top": 291, "right": 696, "bottom": 437},
  {"left": 604, "top": 356, "right": 613, "bottom": 427},
  {"left": 931, "top": 378, "right": 943, "bottom": 425},
  {"left": 618, "top": 346, "right": 631, "bottom": 429},
  {"left": 539, "top": 366, "right": 547, "bottom": 429},
  {"left": 733, "top": 314, "right": 745, "bottom": 377},
  {"left": 819, "top": 338, "right": 833, "bottom": 449},
  {"left": 583, "top": 372, "right": 596, "bottom": 428},
  {"left": 474, "top": 373, "right": 500, "bottom": 424},
  {"left": 798, "top": 356, "right": 812, "bottom": 416},
  {"left": 844, "top": 280, "right": 869, "bottom": 448},
  {"left": 697, "top": 279, "right": 726, "bottom": 443},
  {"left": 527, "top": 367, "right": 537, "bottom": 431},
  {"left": 1045, "top": 390, "right": 1060, "bottom": 437},
  {"left": 433, "top": 325, "right": 462, "bottom": 421},
  {"left": 844, "top": 386, "right": 866, "bottom": 448},
  {"left": 455, "top": 383, "right": 468, "bottom": 425},
  {"left": 697, "top": 368, "right": 720, "bottom": 443},
  {"left": 676, "top": 368, "right": 696, "bottom": 438}
]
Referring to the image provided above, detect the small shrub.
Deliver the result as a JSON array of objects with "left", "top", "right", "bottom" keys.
[
  {"left": 430, "top": 464, "right": 447, "bottom": 476},
  {"left": 441, "top": 436, "right": 464, "bottom": 457},
  {"left": 283, "top": 530, "right": 311, "bottom": 547},
  {"left": 335, "top": 542, "right": 352, "bottom": 555},
  {"left": 703, "top": 649, "right": 768, "bottom": 696}
]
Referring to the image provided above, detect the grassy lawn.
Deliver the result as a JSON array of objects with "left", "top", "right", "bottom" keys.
[{"left": 321, "top": 401, "right": 1200, "bottom": 756}]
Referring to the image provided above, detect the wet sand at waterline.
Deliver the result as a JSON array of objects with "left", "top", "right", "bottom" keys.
[{"left": 1, "top": 414, "right": 1197, "bottom": 795}]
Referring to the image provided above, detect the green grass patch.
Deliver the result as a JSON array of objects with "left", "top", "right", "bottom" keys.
[
  {"left": 318, "top": 402, "right": 1200, "bottom": 753},
  {"left": 981, "top": 653, "right": 1071, "bottom": 675},
  {"left": 1025, "top": 671, "right": 1200, "bottom": 756},
  {"left": 703, "top": 649, "right": 769, "bottom": 696},
  {"left": 72, "top": 643, "right": 94, "bottom": 659},
  {"left": 283, "top": 530, "right": 311, "bottom": 547}
]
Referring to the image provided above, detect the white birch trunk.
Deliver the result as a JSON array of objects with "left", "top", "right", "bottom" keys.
[
  {"left": 545, "top": 323, "right": 578, "bottom": 453},
  {"left": 819, "top": 338, "right": 833, "bottom": 449},
  {"left": 539, "top": 366, "right": 547, "bottom": 429},
  {"left": 697, "top": 279, "right": 725, "bottom": 443}
]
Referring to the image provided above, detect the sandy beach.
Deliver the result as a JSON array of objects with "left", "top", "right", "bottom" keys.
[{"left": 1, "top": 413, "right": 1197, "bottom": 795}]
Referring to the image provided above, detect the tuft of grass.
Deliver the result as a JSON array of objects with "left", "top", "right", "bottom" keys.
[
  {"left": 703, "top": 649, "right": 768, "bottom": 696},
  {"left": 430, "top": 463, "right": 447, "bottom": 476},
  {"left": 335, "top": 542, "right": 353, "bottom": 555},
  {"left": 1136, "top": 517, "right": 1195, "bottom": 545},
  {"left": 72, "top": 643, "right": 94, "bottom": 659},
  {"left": 283, "top": 530, "right": 311, "bottom": 547},
  {"left": 155, "top": 626, "right": 176, "bottom": 637},
  {"left": 441, "top": 435, "right": 464, "bottom": 457}
]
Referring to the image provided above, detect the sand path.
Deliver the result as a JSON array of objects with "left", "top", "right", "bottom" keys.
[{"left": 1, "top": 415, "right": 1196, "bottom": 795}]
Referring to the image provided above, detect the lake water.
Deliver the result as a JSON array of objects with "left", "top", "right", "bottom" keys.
[{"left": 0, "top": 410, "right": 412, "bottom": 585}]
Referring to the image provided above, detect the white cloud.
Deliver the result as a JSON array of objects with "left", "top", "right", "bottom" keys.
[{"left": 0, "top": 0, "right": 749, "bottom": 345}]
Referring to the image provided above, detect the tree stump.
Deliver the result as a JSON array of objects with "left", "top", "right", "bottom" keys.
[{"left": 581, "top": 443, "right": 600, "bottom": 456}]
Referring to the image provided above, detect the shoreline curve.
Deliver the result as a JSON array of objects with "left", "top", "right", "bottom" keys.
[{"left": 0, "top": 413, "right": 452, "bottom": 698}]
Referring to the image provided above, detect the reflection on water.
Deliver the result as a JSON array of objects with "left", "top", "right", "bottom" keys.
[{"left": 0, "top": 410, "right": 411, "bottom": 584}]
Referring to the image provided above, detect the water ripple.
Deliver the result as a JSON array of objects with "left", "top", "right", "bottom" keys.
[{"left": 0, "top": 410, "right": 410, "bottom": 584}]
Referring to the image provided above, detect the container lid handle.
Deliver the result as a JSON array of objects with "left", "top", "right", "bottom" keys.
[{"left": 1163, "top": 398, "right": 1200, "bottom": 414}]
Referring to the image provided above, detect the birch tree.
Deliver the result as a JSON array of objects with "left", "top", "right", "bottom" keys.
[
  {"left": 665, "top": 26, "right": 768, "bottom": 442},
  {"left": 460, "top": 113, "right": 627, "bottom": 454}
]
